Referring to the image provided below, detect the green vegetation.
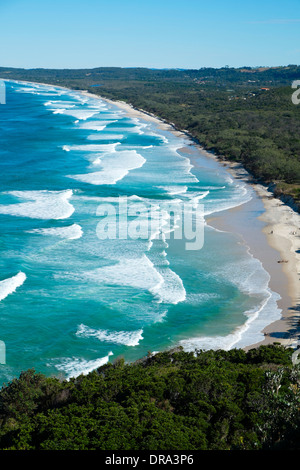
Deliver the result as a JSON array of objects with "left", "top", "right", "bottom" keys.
[
  {"left": 0, "top": 345, "right": 299, "bottom": 450},
  {"left": 1, "top": 65, "right": 299, "bottom": 207},
  {"left": 0, "top": 67, "right": 299, "bottom": 451}
]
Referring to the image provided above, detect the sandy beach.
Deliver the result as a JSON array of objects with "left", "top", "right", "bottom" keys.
[
  {"left": 94, "top": 94, "right": 300, "bottom": 350},
  {"left": 205, "top": 161, "right": 300, "bottom": 349}
]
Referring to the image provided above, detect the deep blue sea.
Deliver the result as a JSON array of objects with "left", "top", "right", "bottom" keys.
[{"left": 0, "top": 80, "right": 281, "bottom": 383}]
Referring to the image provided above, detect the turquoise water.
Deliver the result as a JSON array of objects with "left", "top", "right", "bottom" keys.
[{"left": 0, "top": 81, "right": 281, "bottom": 384}]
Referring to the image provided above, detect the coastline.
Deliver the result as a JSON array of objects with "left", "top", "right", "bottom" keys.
[
  {"left": 94, "top": 93, "right": 300, "bottom": 350},
  {"left": 6, "top": 80, "right": 300, "bottom": 350},
  {"left": 206, "top": 162, "right": 300, "bottom": 349}
]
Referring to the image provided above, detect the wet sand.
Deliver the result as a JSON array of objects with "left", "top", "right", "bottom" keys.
[{"left": 205, "top": 162, "right": 300, "bottom": 349}]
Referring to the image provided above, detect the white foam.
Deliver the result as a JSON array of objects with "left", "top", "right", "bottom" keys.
[
  {"left": 216, "top": 254, "right": 270, "bottom": 297},
  {"left": 158, "top": 146, "right": 198, "bottom": 184},
  {"left": 130, "top": 119, "right": 148, "bottom": 135},
  {"left": 0, "top": 190, "right": 75, "bottom": 220},
  {"left": 83, "top": 100, "right": 107, "bottom": 108},
  {"left": 76, "top": 324, "right": 143, "bottom": 346},
  {"left": 180, "top": 249, "right": 282, "bottom": 351},
  {"left": 38, "top": 91, "right": 65, "bottom": 97},
  {"left": 52, "top": 108, "right": 66, "bottom": 114},
  {"left": 152, "top": 267, "right": 186, "bottom": 304},
  {"left": 77, "top": 120, "right": 117, "bottom": 131},
  {"left": 57, "top": 109, "right": 100, "bottom": 120},
  {"left": 63, "top": 143, "right": 119, "bottom": 153},
  {"left": 84, "top": 255, "right": 185, "bottom": 305},
  {"left": 15, "top": 86, "right": 64, "bottom": 97},
  {"left": 180, "top": 290, "right": 281, "bottom": 352},
  {"left": 147, "top": 207, "right": 172, "bottom": 249},
  {"left": 158, "top": 186, "right": 188, "bottom": 196},
  {"left": 204, "top": 182, "right": 252, "bottom": 216},
  {"left": 183, "top": 191, "right": 209, "bottom": 205},
  {"left": 85, "top": 255, "right": 162, "bottom": 290},
  {"left": 86, "top": 134, "right": 124, "bottom": 141},
  {"left": 150, "top": 132, "right": 169, "bottom": 143},
  {"left": 45, "top": 101, "right": 77, "bottom": 110},
  {"left": 9, "top": 81, "right": 61, "bottom": 94},
  {"left": 68, "top": 149, "right": 146, "bottom": 185},
  {"left": 27, "top": 223, "right": 83, "bottom": 240},
  {"left": 198, "top": 186, "right": 226, "bottom": 190},
  {"left": 15, "top": 87, "right": 42, "bottom": 95},
  {"left": 0, "top": 272, "right": 26, "bottom": 302},
  {"left": 76, "top": 194, "right": 144, "bottom": 203},
  {"left": 55, "top": 352, "right": 113, "bottom": 379}
]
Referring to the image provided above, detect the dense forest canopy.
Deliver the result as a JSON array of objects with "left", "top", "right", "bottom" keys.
[{"left": 0, "top": 345, "right": 299, "bottom": 450}]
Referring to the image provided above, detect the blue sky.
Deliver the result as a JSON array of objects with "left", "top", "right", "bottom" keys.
[{"left": 0, "top": 0, "right": 299, "bottom": 69}]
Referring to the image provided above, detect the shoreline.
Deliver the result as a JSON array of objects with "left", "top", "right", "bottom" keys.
[
  {"left": 94, "top": 93, "right": 300, "bottom": 350},
  {"left": 6, "top": 80, "right": 300, "bottom": 350},
  {"left": 206, "top": 162, "right": 300, "bottom": 349}
]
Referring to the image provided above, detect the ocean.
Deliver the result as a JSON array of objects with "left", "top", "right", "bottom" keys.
[{"left": 0, "top": 80, "right": 282, "bottom": 383}]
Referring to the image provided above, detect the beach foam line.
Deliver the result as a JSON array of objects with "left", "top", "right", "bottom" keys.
[
  {"left": 27, "top": 223, "right": 83, "bottom": 240},
  {"left": 76, "top": 324, "right": 144, "bottom": 346},
  {"left": 167, "top": 145, "right": 199, "bottom": 183},
  {"left": 130, "top": 117, "right": 168, "bottom": 141},
  {"left": 179, "top": 246, "right": 282, "bottom": 351},
  {"left": 0, "top": 272, "right": 27, "bottom": 302},
  {"left": 54, "top": 352, "right": 113, "bottom": 379},
  {"left": 203, "top": 182, "right": 252, "bottom": 217},
  {"left": 179, "top": 289, "right": 281, "bottom": 352},
  {"left": 0, "top": 190, "right": 75, "bottom": 220},
  {"left": 215, "top": 248, "right": 271, "bottom": 297}
]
